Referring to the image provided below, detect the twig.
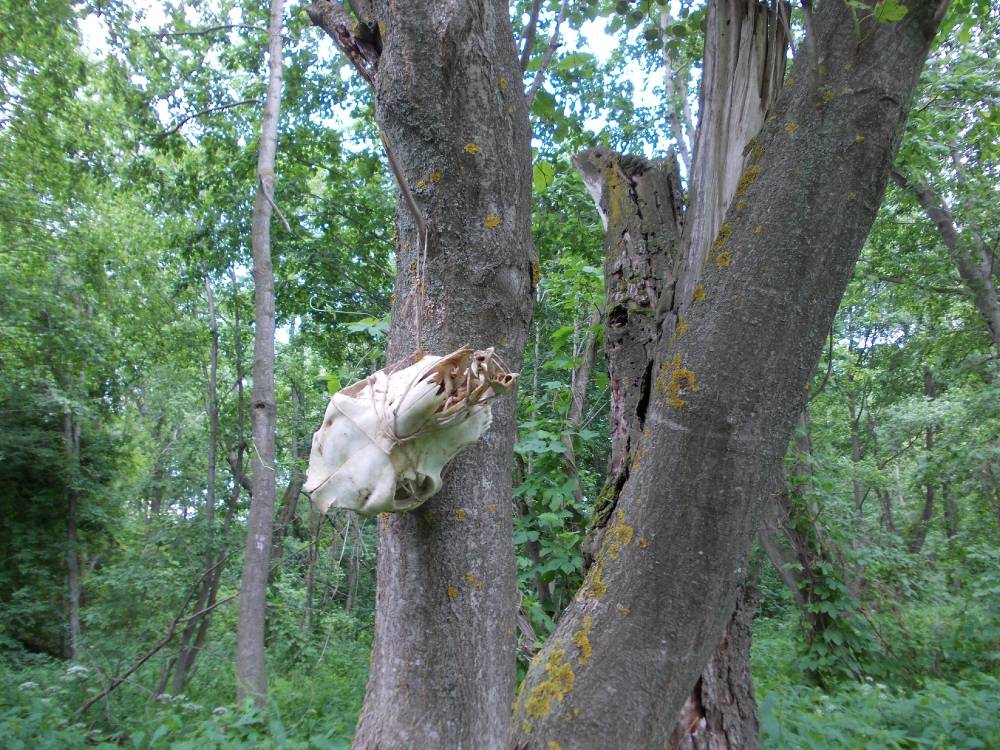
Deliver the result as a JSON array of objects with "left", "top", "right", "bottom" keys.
[
  {"left": 147, "top": 24, "right": 268, "bottom": 39},
  {"left": 525, "top": 0, "right": 569, "bottom": 108},
  {"left": 808, "top": 327, "right": 834, "bottom": 402},
  {"left": 379, "top": 130, "right": 429, "bottom": 352},
  {"left": 159, "top": 99, "right": 261, "bottom": 137},
  {"left": 75, "top": 561, "right": 224, "bottom": 716},
  {"left": 519, "top": 0, "right": 543, "bottom": 71},
  {"left": 258, "top": 174, "right": 292, "bottom": 233}
]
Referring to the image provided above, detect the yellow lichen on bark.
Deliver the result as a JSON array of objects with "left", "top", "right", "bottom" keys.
[
  {"left": 735, "top": 165, "right": 761, "bottom": 196},
  {"left": 454, "top": 508, "right": 466, "bottom": 522},
  {"left": 464, "top": 143, "right": 481, "bottom": 154},
  {"left": 580, "top": 556, "right": 607, "bottom": 600},
  {"left": 484, "top": 214, "right": 501, "bottom": 228},
  {"left": 465, "top": 572, "right": 483, "bottom": 589},
  {"left": 573, "top": 616, "right": 593, "bottom": 665},
  {"left": 447, "top": 585, "right": 458, "bottom": 601},
  {"left": 525, "top": 647, "right": 576, "bottom": 718},
  {"left": 716, "top": 251, "right": 733, "bottom": 269},
  {"left": 693, "top": 284, "right": 706, "bottom": 303},
  {"left": 606, "top": 510, "right": 634, "bottom": 560},
  {"left": 658, "top": 352, "right": 699, "bottom": 409}
]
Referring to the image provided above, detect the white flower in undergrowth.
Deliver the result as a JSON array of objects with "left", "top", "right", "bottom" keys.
[
  {"left": 213, "top": 706, "right": 229, "bottom": 716},
  {"left": 305, "top": 347, "right": 518, "bottom": 515},
  {"left": 18, "top": 681, "right": 38, "bottom": 691},
  {"left": 66, "top": 664, "right": 88, "bottom": 675},
  {"left": 182, "top": 702, "right": 203, "bottom": 711}
]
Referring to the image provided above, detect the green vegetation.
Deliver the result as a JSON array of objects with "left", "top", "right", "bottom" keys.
[{"left": 1, "top": 0, "right": 998, "bottom": 747}]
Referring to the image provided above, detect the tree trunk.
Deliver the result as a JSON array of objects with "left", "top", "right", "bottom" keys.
[
  {"left": 271, "top": 380, "right": 305, "bottom": 563},
  {"left": 309, "top": 2, "right": 535, "bottom": 746},
  {"left": 236, "top": 0, "right": 284, "bottom": 705},
  {"left": 667, "top": 580, "right": 761, "bottom": 750},
  {"left": 168, "top": 283, "right": 231, "bottom": 694},
  {"left": 559, "top": 309, "right": 601, "bottom": 508},
  {"left": 907, "top": 367, "right": 937, "bottom": 555},
  {"left": 64, "top": 410, "right": 82, "bottom": 659},
  {"left": 513, "top": 1, "right": 946, "bottom": 745},
  {"left": 573, "top": 4, "right": 786, "bottom": 745},
  {"left": 891, "top": 170, "right": 1000, "bottom": 358}
]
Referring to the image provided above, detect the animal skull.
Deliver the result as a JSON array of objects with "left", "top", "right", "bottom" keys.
[{"left": 303, "top": 347, "right": 518, "bottom": 515}]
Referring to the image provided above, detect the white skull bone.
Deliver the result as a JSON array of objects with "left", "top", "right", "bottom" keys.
[{"left": 303, "top": 347, "right": 518, "bottom": 515}]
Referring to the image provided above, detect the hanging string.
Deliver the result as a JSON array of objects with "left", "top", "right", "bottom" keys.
[{"left": 379, "top": 130, "right": 429, "bottom": 355}]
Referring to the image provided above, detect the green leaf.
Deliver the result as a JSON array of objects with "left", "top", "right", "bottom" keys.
[
  {"left": 556, "top": 52, "right": 595, "bottom": 71},
  {"left": 533, "top": 160, "right": 556, "bottom": 193},
  {"left": 874, "top": 0, "right": 909, "bottom": 22}
]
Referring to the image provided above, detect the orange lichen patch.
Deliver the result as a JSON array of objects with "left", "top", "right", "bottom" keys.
[
  {"left": 548, "top": 742, "right": 561, "bottom": 750},
  {"left": 661, "top": 352, "right": 699, "bottom": 409},
  {"left": 455, "top": 508, "right": 466, "bottom": 522},
  {"left": 464, "top": 143, "right": 481, "bottom": 154},
  {"left": 735, "top": 200, "right": 748, "bottom": 212},
  {"left": 431, "top": 170, "right": 443, "bottom": 183},
  {"left": 573, "top": 616, "right": 593, "bottom": 665},
  {"left": 754, "top": 224, "right": 763, "bottom": 234},
  {"left": 500, "top": 78, "right": 509, "bottom": 90},
  {"left": 484, "top": 214, "right": 502, "bottom": 229},
  {"left": 607, "top": 510, "right": 634, "bottom": 560},
  {"left": 447, "top": 585, "right": 459, "bottom": 601},
  {"left": 735, "top": 165, "right": 761, "bottom": 196},
  {"left": 580, "top": 556, "right": 607, "bottom": 600},
  {"left": 638, "top": 537, "right": 650, "bottom": 549},
  {"left": 416, "top": 179, "right": 427, "bottom": 190},
  {"left": 716, "top": 251, "right": 733, "bottom": 269},
  {"left": 525, "top": 647, "right": 576, "bottom": 717},
  {"left": 693, "top": 284, "right": 706, "bottom": 303},
  {"left": 507, "top": 105, "right": 514, "bottom": 113},
  {"left": 465, "top": 572, "right": 483, "bottom": 589},
  {"left": 785, "top": 121, "right": 799, "bottom": 135}
]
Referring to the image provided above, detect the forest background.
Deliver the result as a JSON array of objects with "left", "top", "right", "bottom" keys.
[{"left": 0, "top": 0, "right": 998, "bottom": 748}]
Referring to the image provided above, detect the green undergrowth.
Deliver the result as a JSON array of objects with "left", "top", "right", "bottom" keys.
[
  {"left": 753, "top": 615, "right": 1000, "bottom": 749},
  {"left": 0, "top": 613, "right": 370, "bottom": 750}
]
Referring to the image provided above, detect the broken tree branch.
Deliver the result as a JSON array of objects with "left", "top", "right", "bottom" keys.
[{"left": 525, "top": 0, "right": 569, "bottom": 108}]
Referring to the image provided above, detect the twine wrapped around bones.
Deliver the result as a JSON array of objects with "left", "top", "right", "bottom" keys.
[{"left": 303, "top": 347, "right": 518, "bottom": 515}]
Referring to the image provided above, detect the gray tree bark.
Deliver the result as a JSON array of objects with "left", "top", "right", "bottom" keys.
[
  {"left": 310, "top": 2, "right": 535, "bottom": 747},
  {"left": 236, "top": 0, "right": 284, "bottom": 705},
  {"left": 512, "top": 1, "right": 947, "bottom": 746}
]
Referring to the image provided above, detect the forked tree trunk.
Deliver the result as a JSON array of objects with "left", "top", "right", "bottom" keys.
[
  {"left": 310, "top": 1, "right": 535, "bottom": 746},
  {"left": 513, "top": 1, "right": 946, "bottom": 746},
  {"left": 236, "top": 0, "right": 284, "bottom": 705},
  {"left": 574, "top": 2, "right": 787, "bottom": 744}
]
